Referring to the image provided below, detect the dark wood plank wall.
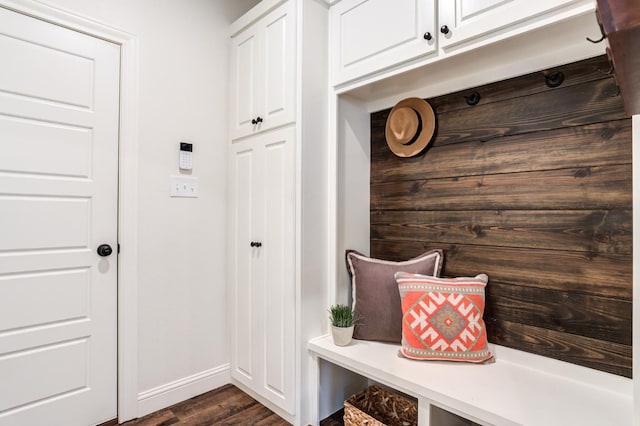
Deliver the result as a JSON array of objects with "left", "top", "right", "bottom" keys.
[{"left": 369, "top": 55, "right": 632, "bottom": 378}]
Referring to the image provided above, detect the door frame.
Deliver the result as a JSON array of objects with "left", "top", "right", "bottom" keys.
[{"left": 0, "top": 0, "right": 140, "bottom": 422}]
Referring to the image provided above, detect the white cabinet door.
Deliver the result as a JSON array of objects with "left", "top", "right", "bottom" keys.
[
  {"left": 229, "top": 127, "right": 296, "bottom": 415},
  {"left": 229, "top": 140, "right": 261, "bottom": 393},
  {"left": 438, "top": 0, "right": 587, "bottom": 50},
  {"left": 331, "top": 0, "right": 437, "bottom": 85},
  {"left": 230, "top": 1, "right": 295, "bottom": 140},
  {"left": 260, "top": 3, "right": 295, "bottom": 134},
  {"left": 230, "top": 22, "right": 262, "bottom": 141}
]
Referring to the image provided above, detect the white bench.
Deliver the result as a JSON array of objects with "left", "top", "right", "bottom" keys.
[{"left": 308, "top": 335, "right": 632, "bottom": 425}]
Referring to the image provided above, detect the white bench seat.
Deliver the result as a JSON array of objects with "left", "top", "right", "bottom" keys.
[{"left": 308, "top": 335, "right": 632, "bottom": 425}]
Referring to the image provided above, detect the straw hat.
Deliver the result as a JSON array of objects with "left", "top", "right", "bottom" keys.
[{"left": 385, "top": 97, "right": 436, "bottom": 157}]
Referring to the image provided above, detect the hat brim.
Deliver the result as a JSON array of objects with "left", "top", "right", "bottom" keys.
[{"left": 385, "top": 97, "right": 436, "bottom": 157}]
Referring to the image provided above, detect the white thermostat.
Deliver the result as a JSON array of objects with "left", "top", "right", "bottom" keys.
[{"left": 179, "top": 142, "right": 193, "bottom": 170}]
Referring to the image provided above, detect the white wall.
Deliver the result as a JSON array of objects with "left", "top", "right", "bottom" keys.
[
  {"left": 32, "top": 0, "right": 259, "bottom": 415},
  {"left": 336, "top": 95, "right": 370, "bottom": 305}
]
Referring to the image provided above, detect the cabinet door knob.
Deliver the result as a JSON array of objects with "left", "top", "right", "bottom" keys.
[
  {"left": 250, "top": 241, "right": 262, "bottom": 247},
  {"left": 251, "top": 118, "right": 257, "bottom": 125},
  {"left": 440, "top": 25, "right": 450, "bottom": 35},
  {"left": 256, "top": 116, "right": 263, "bottom": 123},
  {"left": 423, "top": 32, "right": 432, "bottom": 41}
]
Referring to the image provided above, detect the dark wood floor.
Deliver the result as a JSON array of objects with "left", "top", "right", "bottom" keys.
[
  {"left": 100, "top": 383, "right": 347, "bottom": 426},
  {"left": 104, "top": 384, "right": 290, "bottom": 425},
  {"left": 318, "top": 409, "right": 344, "bottom": 426}
]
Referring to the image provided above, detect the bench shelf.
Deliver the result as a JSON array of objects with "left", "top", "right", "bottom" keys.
[{"left": 308, "top": 335, "right": 632, "bottom": 425}]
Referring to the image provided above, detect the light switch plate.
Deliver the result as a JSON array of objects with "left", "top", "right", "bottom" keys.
[{"left": 170, "top": 175, "right": 199, "bottom": 198}]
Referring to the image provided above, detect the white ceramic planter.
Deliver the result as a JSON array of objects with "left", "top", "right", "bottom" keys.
[{"left": 331, "top": 325, "right": 354, "bottom": 346}]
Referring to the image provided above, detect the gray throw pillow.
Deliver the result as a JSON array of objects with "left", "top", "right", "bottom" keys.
[{"left": 345, "top": 249, "right": 443, "bottom": 343}]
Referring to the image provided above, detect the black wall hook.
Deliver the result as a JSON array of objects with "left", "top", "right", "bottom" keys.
[
  {"left": 586, "top": 33, "right": 606, "bottom": 43},
  {"left": 545, "top": 71, "right": 564, "bottom": 88},
  {"left": 586, "top": 21, "right": 606, "bottom": 44},
  {"left": 464, "top": 92, "right": 481, "bottom": 106},
  {"left": 598, "top": 63, "right": 614, "bottom": 75}
]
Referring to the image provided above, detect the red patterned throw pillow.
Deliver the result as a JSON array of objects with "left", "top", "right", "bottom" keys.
[{"left": 395, "top": 272, "right": 493, "bottom": 363}]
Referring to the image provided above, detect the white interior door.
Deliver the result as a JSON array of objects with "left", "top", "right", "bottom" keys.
[{"left": 0, "top": 7, "right": 120, "bottom": 426}]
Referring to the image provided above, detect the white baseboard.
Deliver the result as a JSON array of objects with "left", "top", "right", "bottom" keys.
[{"left": 137, "top": 364, "right": 231, "bottom": 418}]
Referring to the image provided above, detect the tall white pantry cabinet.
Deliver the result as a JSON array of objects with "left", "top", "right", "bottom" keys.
[{"left": 227, "top": 0, "right": 329, "bottom": 424}]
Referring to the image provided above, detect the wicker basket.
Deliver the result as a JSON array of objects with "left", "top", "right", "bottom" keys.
[{"left": 344, "top": 385, "right": 418, "bottom": 426}]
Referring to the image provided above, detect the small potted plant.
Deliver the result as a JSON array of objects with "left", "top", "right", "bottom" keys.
[{"left": 329, "top": 304, "right": 356, "bottom": 346}]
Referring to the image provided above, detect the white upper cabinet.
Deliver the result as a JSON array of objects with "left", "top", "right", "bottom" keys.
[
  {"left": 438, "top": 0, "right": 587, "bottom": 50},
  {"left": 330, "top": 0, "right": 594, "bottom": 86},
  {"left": 331, "top": 0, "right": 437, "bottom": 85},
  {"left": 230, "top": 1, "right": 295, "bottom": 140}
]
